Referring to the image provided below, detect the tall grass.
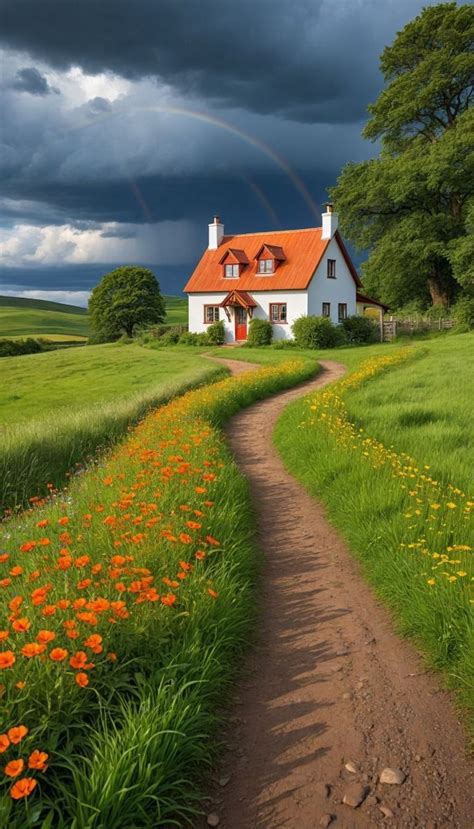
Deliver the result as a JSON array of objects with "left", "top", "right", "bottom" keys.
[
  {"left": 0, "top": 362, "right": 226, "bottom": 514},
  {"left": 0, "top": 358, "right": 315, "bottom": 828},
  {"left": 275, "top": 343, "right": 473, "bottom": 714}
]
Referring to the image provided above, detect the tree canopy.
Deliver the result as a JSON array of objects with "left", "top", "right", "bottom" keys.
[
  {"left": 89, "top": 266, "right": 166, "bottom": 339},
  {"left": 331, "top": 2, "right": 474, "bottom": 308}
]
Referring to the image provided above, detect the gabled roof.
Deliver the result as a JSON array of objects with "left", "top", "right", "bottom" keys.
[
  {"left": 184, "top": 227, "right": 362, "bottom": 292},
  {"left": 218, "top": 247, "right": 249, "bottom": 265},
  {"left": 356, "top": 292, "right": 389, "bottom": 311},
  {"left": 220, "top": 290, "right": 257, "bottom": 308},
  {"left": 255, "top": 243, "right": 286, "bottom": 261}
]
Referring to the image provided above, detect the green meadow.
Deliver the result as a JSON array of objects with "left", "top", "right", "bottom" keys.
[
  {"left": 0, "top": 343, "right": 223, "bottom": 512},
  {"left": 273, "top": 333, "right": 473, "bottom": 710}
]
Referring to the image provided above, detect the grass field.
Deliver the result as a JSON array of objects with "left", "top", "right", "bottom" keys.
[
  {"left": 0, "top": 343, "right": 225, "bottom": 512},
  {"left": 0, "top": 359, "right": 314, "bottom": 827},
  {"left": 0, "top": 294, "right": 187, "bottom": 340},
  {"left": 274, "top": 333, "right": 473, "bottom": 711}
]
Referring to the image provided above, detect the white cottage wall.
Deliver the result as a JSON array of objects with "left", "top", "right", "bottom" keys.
[
  {"left": 188, "top": 290, "right": 307, "bottom": 342},
  {"left": 307, "top": 237, "right": 357, "bottom": 324}
]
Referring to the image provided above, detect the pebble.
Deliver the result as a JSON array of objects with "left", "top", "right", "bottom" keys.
[
  {"left": 379, "top": 768, "right": 406, "bottom": 785},
  {"left": 379, "top": 805, "right": 394, "bottom": 818},
  {"left": 319, "top": 814, "right": 334, "bottom": 828},
  {"left": 343, "top": 784, "right": 368, "bottom": 808},
  {"left": 366, "top": 795, "right": 379, "bottom": 806},
  {"left": 316, "top": 782, "right": 331, "bottom": 799},
  {"left": 218, "top": 776, "right": 231, "bottom": 787},
  {"left": 345, "top": 761, "right": 359, "bottom": 774},
  {"left": 342, "top": 692, "right": 351, "bottom": 700},
  {"left": 206, "top": 815, "right": 220, "bottom": 827}
]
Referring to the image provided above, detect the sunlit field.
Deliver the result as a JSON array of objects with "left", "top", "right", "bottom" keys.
[
  {"left": 0, "top": 344, "right": 225, "bottom": 513},
  {"left": 274, "top": 334, "right": 473, "bottom": 710},
  {"left": 0, "top": 359, "right": 314, "bottom": 827}
]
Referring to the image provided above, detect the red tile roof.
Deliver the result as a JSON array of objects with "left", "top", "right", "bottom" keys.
[
  {"left": 221, "top": 290, "right": 257, "bottom": 308},
  {"left": 185, "top": 227, "right": 362, "bottom": 293}
]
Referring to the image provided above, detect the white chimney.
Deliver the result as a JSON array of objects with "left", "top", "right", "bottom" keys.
[
  {"left": 321, "top": 203, "right": 338, "bottom": 240},
  {"left": 208, "top": 215, "right": 224, "bottom": 249}
]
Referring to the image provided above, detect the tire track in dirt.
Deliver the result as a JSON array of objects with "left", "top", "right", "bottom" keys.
[{"left": 201, "top": 356, "right": 472, "bottom": 829}]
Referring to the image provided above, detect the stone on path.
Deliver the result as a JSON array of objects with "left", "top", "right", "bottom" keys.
[
  {"left": 343, "top": 784, "right": 368, "bottom": 808},
  {"left": 319, "top": 814, "right": 334, "bottom": 828},
  {"left": 206, "top": 814, "right": 220, "bottom": 827},
  {"left": 379, "top": 767, "right": 406, "bottom": 785},
  {"left": 344, "top": 760, "right": 359, "bottom": 774},
  {"left": 379, "top": 804, "right": 395, "bottom": 818}
]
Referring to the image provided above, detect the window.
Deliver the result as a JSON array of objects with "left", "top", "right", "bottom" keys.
[
  {"left": 327, "top": 258, "right": 336, "bottom": 278},
  {"left": 224, "top": 263, "right": 239, "bottom": 278},
  {"left": 269, "top": 303, "right": 287, "bottom": 323},
  {"left": 258, "top": 259, "right": 274, "bottom": 274},
  {"left": 322, "top": 302, "right": 331, "bottom": 317},
  {"left": 338, "top": 303, "right": 347, "bottom": 322},
  {"left": 204, "top": 305, "right": 220, "bottom": 324}
]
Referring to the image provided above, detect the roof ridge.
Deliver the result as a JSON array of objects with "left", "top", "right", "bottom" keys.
[{"left": 223, "top": 226, "right": 321, "bottom": 239}]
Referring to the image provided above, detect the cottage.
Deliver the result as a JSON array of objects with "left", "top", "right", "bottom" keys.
[{"left": 184, "top": 206, "right": 387, "bottom": 342}]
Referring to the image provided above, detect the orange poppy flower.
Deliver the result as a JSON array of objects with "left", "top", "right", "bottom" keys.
[
  {"left": 161, "top": 593, "right": 177, "bottom": 606},
  {"left": 0, "top": 650, "right": 15, "bottom": 669},
  {"left": 206, "top": 535, "right": 220, "bottom": 546},
  {"left": 42, "top": 605, "right": 57, "bottom": 617},
  {"left": 9, "top": 566, "right": 23, "bottom": 577},
  {"left": 58, "top": 516, "right": 69, "bottom": 526},
  {"left": 20, "top": 541, "right": 36, "bottom": 553},
  {"left": 36, "top": 630, "right": 55, "bottom": 644},
  {"left": 12, "top": 618, "right": 31, "bottom": 633},
  {"left": 0, "top": 553, "right": 9, "bottom": 563},
  {"left": 21, "top": 642, "right": 46, "bottom": 658},
  {"left": 0, "top": 631, "right": 9, "bottom": 641},
  {"left": 49, "top": 648, "right": 68, "bottom": 662},
  {"left": 69, "top": 651, "right": 88, "bottom": 669},
  {"left": 36, "top": 519, "right": 49, "bottom": 529},
  {"left": 57, "top": 557, "right": 72, "bottom": 571},
  {"left": 195, "top": 551, "right": 206, "bottom": 561},
  {"left": 77, "top": 578, "right": 92, "bottom": 590},
  {"left": 74, "top": 556, "right": 90, "bottom": 568},
  {"left": 8, "top": 726, "right": 28, "bottom": 744},
  {"left": 28, "top": 750, "right": 48, "bottom": 771},
  {"left": 76, "top": 612, "right": 98, "bottom": 626},
  {"left": 0, "top": 578, "right": 12, "bottom": 588},
  {"left": 57, "top": 599, "right": 70, "bottom": 610},
  {"left": 0, "top": 735, "right": 10, "bottom": 753},
  {"left": 66, "top": 629, "right": 80, "bottom": 640},
  {"left": 207, "top": 588, "right": 218, "bottom": 599},
  {"left": 4, "top": 759, "right": 24, "bottom": 777},
  {"left": 39, "top": 538, "right": 51, "bottom": 546},
  {"left": 10, "top": 777, "right": 37, "bottom": 799},
  {"left": 9, "top": 596, "right": 23, "bottom": 612},
  {"left": 16, "top": 681, "right": 26, "bottom": 689},
  {"left": 83, "top": 634, "right": 102, "bottom": 650},
  {"left": 179, "top": 533, "right": 192, "bottom": 544},
  {"left": 75, "top": 672, "right": 89, "bottom": 688},
  {"left": 107, "top": 652, "right": 117, "bottom": 662}
]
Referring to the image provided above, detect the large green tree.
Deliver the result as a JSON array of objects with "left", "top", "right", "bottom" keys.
[
  {"left": 331, "top": 2, "right": 474, "bottom": 308},
  {"left": 89, "top": 266, "right": 166, "bottom": 339}
]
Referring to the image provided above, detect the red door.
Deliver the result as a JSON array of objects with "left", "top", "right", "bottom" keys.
[{"left": 234, "top": 307, "right": 247, "bottom": 341}]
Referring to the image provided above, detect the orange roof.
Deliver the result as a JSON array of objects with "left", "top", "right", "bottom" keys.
[{"left": 185, "top": 226, "right": 363, "bottom": 293}]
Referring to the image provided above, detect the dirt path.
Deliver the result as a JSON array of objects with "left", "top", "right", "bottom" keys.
[{"left": 202, "top": 356, "right": 473, "bottom": 829}]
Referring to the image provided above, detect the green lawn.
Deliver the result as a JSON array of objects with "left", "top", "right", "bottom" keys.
[
  {"left": 0, "top": 294, "right": 187, "bottom": 340},
  {"left": 0, "top": 342, "right": 224, "bottom": 512},
  {"left": 273, "top": 332, "right": 473, "bottom": 713},
  {"left": 0, "top": 342, "right": 206, "bottom": 423}
]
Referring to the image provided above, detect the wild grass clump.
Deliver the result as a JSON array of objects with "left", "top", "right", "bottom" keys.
[
  {"left": 0, "top": 358, "right": 315, "bottom": 827},
  {"left": 0, "top": 363, "right": 226, "bottom": 515},
  {"left": 275, "top": 343, "right": 473, "bottom": 714}
]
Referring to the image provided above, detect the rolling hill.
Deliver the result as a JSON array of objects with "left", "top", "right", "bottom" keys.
[{"left": 0, "top": 294, "right": 188, "bottom": 340}]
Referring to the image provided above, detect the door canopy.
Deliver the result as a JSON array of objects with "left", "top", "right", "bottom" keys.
[{"left": 220, "top": 290, "right": 257, "bottom": 319}]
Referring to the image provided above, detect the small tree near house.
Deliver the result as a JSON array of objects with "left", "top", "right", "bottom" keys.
[{"left": 89, "top": 266, "right": 165, "bottom": 340}]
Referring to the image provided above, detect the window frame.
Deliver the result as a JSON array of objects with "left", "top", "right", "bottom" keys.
[
  {"left": 203, "top": 304, "right": 220, "bottom": 324},
  {"left": 269, "top": 302, "right": 287, "bottom": 323},
  {"left": 322, "top": 302, "right": 331, "bottom": 318},
  {"left": 338, "top": 303, "right": 348, "bottom": 322},
  {"left": 258, "top": 258, "right": 275, "bottom": 274},
  {"left": 327, "top": 258, "right": 336, "bottom": 279},
  {"left": 224, "top": 263, "right": 239, "bottom": 279}
]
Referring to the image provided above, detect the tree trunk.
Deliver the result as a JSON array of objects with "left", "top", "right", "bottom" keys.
[{"left": 427, "top": 276, "right": 449, "bottom": 307}]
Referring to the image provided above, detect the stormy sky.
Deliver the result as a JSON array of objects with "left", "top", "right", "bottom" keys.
[{"left": 0, "top": 0, "right": 439, "bottom": 305}]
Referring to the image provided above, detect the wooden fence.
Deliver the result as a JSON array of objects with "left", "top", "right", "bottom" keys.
[{"left": 383, "top": 318, "right": 455, "bottom": 341}]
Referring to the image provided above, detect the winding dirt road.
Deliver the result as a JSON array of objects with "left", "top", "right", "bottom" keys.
[{"left": 202, "top": 357, "right": 472, "bottom": 829}]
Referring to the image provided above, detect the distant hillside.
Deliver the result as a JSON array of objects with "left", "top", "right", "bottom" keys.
[{"left": 0, "top": 294, "right": 187, "bottom": 339}]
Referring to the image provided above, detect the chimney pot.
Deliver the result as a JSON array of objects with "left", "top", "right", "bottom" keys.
[
  {"left": 208, "top": 215, "right": 224, "bottom": 249},
  {"left": 321, "top": 204, "right": 338, "bottom": 240}
]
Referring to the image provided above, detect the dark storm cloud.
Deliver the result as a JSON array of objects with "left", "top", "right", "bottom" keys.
[
  {"left": 11, "top": 66, "right": 58, "bottom": 96},
  {"left": 0, "top": 0, "right": 384, "bottom": 123}
]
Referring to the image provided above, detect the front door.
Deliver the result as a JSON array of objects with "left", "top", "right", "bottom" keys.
[{"left": 234, "top": 307, "right": 247, "bottom": 340}]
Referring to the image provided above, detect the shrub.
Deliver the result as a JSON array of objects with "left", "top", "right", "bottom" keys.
[
  {"left": 159, "top": 330, "right": 181, "bottom": 346},
  {"left": 292, "top": 315, "right": 344, "bottom": 349},
  {"left": 178, "top": 331, "right": 210, "bottom": 346},
  {"left": 451, "top": 295, "right": 474, "bottom": 329},
  {"left": 247, "top": 318, "right": 273, "bottom": 346},
  {"left": 272, "top": 339, "right": 297, "bottom": 350},
  {"left": 206, "top": 319, "right": 225, "bottom": 345},
  {"left": 341, "top": 315, "right": 379, "bottom": 344},
  {"left": 0, "top": 338, "right": 44, "bottom": 358}
]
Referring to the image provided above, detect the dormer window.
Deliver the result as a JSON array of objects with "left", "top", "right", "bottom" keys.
[
  {"left": 219, "top": 247, "right": 249, "bottom": 279},
  {"left": 258, "top": 259, "right": 274, "bottom": 274},
  {"left": 225, "top": 263, "right": 239, "bottom": 278},
  {"left": 255, "top": 243, "right": 286, "bottom": 276}
]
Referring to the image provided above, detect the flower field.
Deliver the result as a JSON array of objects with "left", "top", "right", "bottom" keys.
[
  {"left": 0, "top": 358, "right": 315, "bottom": 827},
  {"left": 275, "top": 348, "right": 473, "bottom": 713}
]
